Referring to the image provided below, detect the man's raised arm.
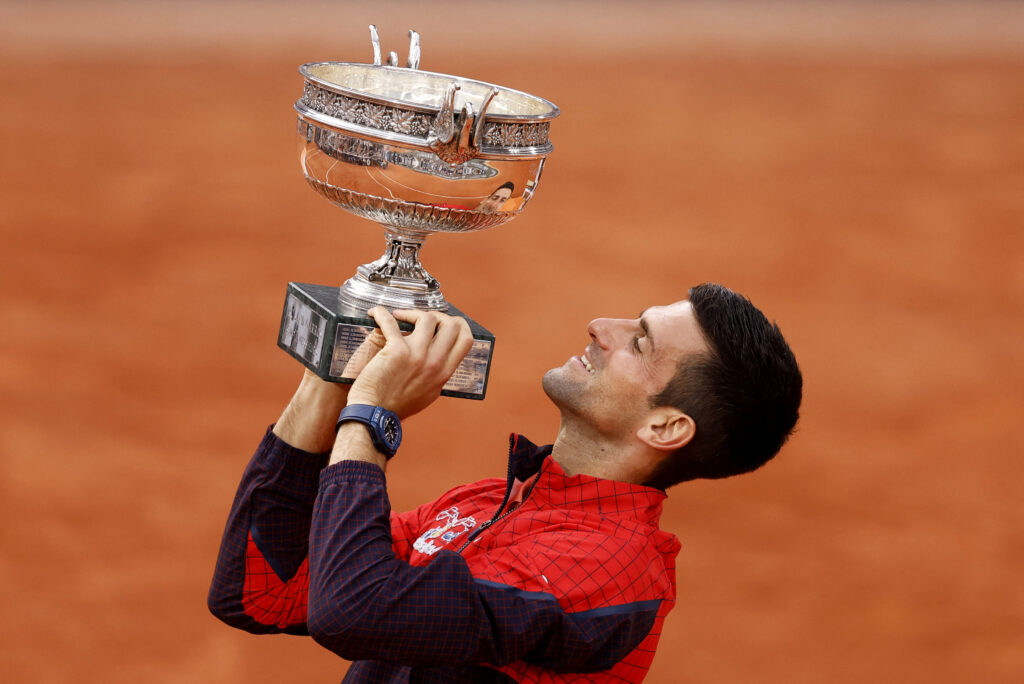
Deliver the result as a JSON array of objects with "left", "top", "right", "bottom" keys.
[
  {"left": 207, "top": 305, "right": 469, "bottom": 635},
  {"left": 207, "top": 371, "right": 348, "bottom": 634}
]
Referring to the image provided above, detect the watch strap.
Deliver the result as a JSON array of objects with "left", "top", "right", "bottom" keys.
[
  {"left": 335, "top": 403, "right": 377, "bottom": 427},
  {"left": 336, "top": 404, "right": 401, "bottom": 458}
]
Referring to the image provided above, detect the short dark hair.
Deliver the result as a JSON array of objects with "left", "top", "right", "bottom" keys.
[
  {"left": 495, "top": 181, "right": 515, "bottom": 193},
  {"left": 644, "top": 283, "right": 802, "bottom": 489}
]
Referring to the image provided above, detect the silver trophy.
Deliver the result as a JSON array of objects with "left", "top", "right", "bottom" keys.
[{"left": 279, "top": 26, "right": 559, "bottom": 399}]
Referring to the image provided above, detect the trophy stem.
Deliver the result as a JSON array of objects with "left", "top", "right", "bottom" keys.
[
  {"left": 338, "top": 226, "right": 449, "bottom": 311},
  {"left": 371, "top": 228, "right": 438, "bottom": 289}
]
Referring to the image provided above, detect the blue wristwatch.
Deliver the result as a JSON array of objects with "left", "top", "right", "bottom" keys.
[{"left": 336, "top": 404, "right": 402, "bottom": 458}]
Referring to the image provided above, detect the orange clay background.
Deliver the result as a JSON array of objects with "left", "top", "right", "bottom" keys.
[{"left": 2, "top": 2, "right": 1022, "bottom": 682}]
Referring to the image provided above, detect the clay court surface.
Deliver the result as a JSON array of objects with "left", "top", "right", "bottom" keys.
[{"left": 2, "top": 2, "right": 1022, "bottom": 682}]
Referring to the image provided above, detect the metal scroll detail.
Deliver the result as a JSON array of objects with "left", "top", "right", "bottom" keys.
[{"left": 426, "top": 83, "right": 499, "bottom": 164}]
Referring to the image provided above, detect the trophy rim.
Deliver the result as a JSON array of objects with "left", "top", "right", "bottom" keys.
[
  {"left": 299, "top": 62, "right": 561, "bottom": 123},
  {"left": 295, "top": 104, "right": 554, "bottom": 159}
]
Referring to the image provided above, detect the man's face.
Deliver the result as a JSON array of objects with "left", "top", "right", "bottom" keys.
[
  {"left": 478, "top": 187, "right": 512, "bottom": 214},
  {"left": 542, "top": 301, "right": 710, "bottom": 437}
]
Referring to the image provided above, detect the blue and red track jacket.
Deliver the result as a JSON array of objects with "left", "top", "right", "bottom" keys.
[{"left": 208, "top": 427, "right": 681, "bottom": 682}]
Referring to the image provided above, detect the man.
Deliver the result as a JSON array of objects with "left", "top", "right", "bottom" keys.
[
  {"left": 208, "top": 283, "right": 802, "bottom": 682},
  {"left": 477, "top": 181, "right": 515, "bottom": 213}
]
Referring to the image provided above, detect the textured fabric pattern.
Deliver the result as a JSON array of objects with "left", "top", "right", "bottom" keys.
[
  {"left": 208, "top": 427, "right": 328, "bottom": 636},
  {"left": 208, "top": 427, "right": 681, "bottom": 682},
  {"left": 241, "top": 534, "right": 309, "bottom": 629}
]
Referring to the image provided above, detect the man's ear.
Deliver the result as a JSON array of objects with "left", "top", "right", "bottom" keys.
[{"left": 636, "top": 407, "right": 696, "bottom": 452}]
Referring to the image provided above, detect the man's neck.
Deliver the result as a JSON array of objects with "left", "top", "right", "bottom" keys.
[{"left": 549, "top": 420, "right": 651, "bottom": 485}]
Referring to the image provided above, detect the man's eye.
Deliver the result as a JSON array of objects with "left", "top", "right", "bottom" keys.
[{"left": 633, "top": 336, "right": 642, "bottom": 353}]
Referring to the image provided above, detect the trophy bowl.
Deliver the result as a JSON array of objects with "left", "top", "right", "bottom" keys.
[
  {"left": 295, "top": 43, "right": 559, "bottom": 311},
  {"left": 279, "top": 27, "right": 559, "bottom": 399}
]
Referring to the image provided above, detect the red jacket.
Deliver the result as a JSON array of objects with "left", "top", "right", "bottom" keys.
[{"left": 209, "top": 428, "right": 681, "bottom": 682}]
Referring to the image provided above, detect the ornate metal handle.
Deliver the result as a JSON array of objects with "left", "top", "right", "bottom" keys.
[
  {"left": 367, "top": 24, "right": 492, "bottom": 164},
  {"left": 406, "top": 30, "right": 421, "bottom": 69},
  {"left": 368, "top": 25, "right": 420, "bottom": 69},
  {"left": 427, "top": 83, "right": 498, "bottom": 164}
]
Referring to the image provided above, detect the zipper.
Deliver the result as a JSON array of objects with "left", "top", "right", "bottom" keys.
[{"left": 456, "top": 438, "right": 539, "bottom": 554}]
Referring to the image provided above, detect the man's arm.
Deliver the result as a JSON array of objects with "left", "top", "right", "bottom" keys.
[
  {"left": 207, "top": 311, "right": 453, "bottom": 635},
  {"left": 273, "top": 368, "right": 350, "bottom": 453},
  {"left": 307, "top": 464, "right": 661, "bottom": 671},
  {"left": 207, "top": 372, "right": 348, "bottom": 634}
]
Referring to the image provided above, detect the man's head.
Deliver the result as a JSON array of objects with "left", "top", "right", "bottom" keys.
[
  {"left": 542, "top": 283, "right": 801, "bottom": 488},
  {"left": 478, "top": 181, "right": 514, "bottom": 213},
  {"left": 644, "top": 283, "right": 802, "bottom": 487}
]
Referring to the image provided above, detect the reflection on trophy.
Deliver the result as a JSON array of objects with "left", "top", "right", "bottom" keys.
[{"left": 278, "top": 26, "right": 559, "bottom": 399}]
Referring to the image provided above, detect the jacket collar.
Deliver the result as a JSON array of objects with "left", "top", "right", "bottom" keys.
[
  {"left": 509, "top": 433, "right": 552, "bottom": 481},
  {"left": 508, "top": 434, "right": 668, "bottom": 526}
]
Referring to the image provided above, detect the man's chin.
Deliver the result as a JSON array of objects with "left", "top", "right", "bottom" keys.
[
  {"left": 540, "top": 368, "right": 557, "bottom": 396},
  {"left": 541, "top": 367, "right": 577, "bottom": 408}
]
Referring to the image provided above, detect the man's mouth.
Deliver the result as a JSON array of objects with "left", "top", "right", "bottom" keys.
[{"left": 580, "top": 353, "right": 595, "bottom": 374}]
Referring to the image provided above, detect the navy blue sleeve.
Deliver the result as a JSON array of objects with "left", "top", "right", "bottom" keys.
[
  {"left": 306, "top": 461, "right": 661, "bottom": 672},
  {"left": 207, "top": 426, "right": 329, "bottom": 635}
]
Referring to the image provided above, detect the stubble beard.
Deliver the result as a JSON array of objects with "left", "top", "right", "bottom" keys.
[
  {"left": 542, "top": 364, "right": 650, "bottom": 442},
  {"left": 541, "top": 366, "right": 588, "bottom": 416}
]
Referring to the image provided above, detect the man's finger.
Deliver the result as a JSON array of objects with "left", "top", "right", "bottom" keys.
[
  {"left": 427, "top": 313, "right": 462, "bottom": 354},
  {"left": 368, "top": 306, "right": 405, "bottom": 344},
  {"left": 396, "top": 309, "right": 443, "bottom": 351},
  {"left": 440, "top": 317, "right": 475, "bottom": 378},
  {"left": 342, "top": 329, "right": 384, "bottom": 376},
  {"left": 390, "top": 308, "right": 441, "bottom": 327},
  {"left": 359, "top": 327, "right": 385, "bottom": 352}
]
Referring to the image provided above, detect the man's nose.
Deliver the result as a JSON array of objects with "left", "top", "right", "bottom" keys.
[{"left": 587, "top": 318, "right": 625, "bottom": 348}]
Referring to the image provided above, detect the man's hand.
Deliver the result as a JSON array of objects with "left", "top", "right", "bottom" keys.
[{"left": 347, "top": 307, "right": 474, "bottom": 419}]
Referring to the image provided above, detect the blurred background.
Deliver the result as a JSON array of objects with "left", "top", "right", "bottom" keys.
[{"left": 1, "top": 1, "right": 1022, "bottom": 682}]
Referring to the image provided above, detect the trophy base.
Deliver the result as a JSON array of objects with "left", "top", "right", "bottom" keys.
[
  {"left": 278, "top": 282, "right": 494, "bottom": 400},
  {"left": 340, "top": 267, "right": 447, "bottom": 312}
]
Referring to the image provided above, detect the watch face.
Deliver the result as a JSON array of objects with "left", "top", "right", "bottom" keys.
[{"left": 382, "top": 415, "right": 400, "bottom": 446}]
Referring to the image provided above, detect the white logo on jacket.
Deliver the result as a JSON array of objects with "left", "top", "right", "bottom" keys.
[{"left": 413, "top": 506, "right": 477, "bottom": 556}]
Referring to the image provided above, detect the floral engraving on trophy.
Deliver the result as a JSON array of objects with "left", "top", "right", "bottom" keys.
[
  {"left": 301, "top": 82, "right": 549, "bottom": 147},
  {"left": 366, "top": 104, "right": 390, "bottom": 129},
  {"left": 480, "top": 121, "right": 550, "bottom": 149},
  {"left": 316, "top": 87, "right": 333, "bottom": 112},
  {"left": 391, "top": 109, "right": 417, "bottom": 134},
  {"left": 302, "top": 83, "right": 434, "bottom": 138},
  {"left": 407, "top": 116, "right": 431, "bottom": 137}
]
